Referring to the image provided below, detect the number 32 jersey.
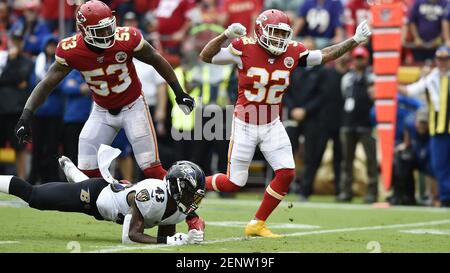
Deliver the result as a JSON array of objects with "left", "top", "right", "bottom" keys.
[
  {"left": 55, "top": 27, "right": 144, "bottom": 109},
  {"left": 230, "top": 37, "right": 309, "bottom": 124}
]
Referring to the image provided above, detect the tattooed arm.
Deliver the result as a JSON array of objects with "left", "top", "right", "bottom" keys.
[
  {"left": 320, "top": 38, "right": 359, "bottom": 64},
  {"left": 319, "top": 20, "right": 372, "bottom": 65}
]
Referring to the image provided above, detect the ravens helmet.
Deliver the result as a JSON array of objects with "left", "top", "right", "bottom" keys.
[{"left": 166, "top": 161, "right": 206, "bottom": 214}]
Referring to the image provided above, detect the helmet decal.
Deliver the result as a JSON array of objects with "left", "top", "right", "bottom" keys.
[{"left": 77, "top": 10, "right": 87, "bottom": 23}]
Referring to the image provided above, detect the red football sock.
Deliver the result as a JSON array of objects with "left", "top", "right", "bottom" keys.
[
  {"left": 81, "top": 168, "right": 101, "bottom": 178},
  {"left": 255, "top": 169, "right": 295, "bottom": 221},
  {"left": 206, "top": 173, "right": 241, "bottom": 192},
  {"left": 143, "top": 164, "right": 167, "bottom": 180}
]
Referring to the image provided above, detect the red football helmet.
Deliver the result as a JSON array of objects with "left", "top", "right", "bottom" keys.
[
  {"left": 254, "top": 9, "right": 293, "bottom": 56},
  {"left": 76, "top": 0, "right": 116, "bottom": 49}
]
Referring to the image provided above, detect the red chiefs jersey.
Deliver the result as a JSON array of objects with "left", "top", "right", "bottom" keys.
[
  {"left": 55, "top": 26, "right": 144, "bottom": 109},
  {"left": 230, "top": 37, "right": 309, "bottom": 124}
]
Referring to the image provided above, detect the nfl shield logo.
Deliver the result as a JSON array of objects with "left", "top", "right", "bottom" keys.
[{"left": 380, "top": 8, "right": 392, "bottom": 22}]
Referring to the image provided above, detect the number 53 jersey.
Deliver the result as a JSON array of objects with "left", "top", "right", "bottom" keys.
[
  {"left": 55, "top": 26, "right": 144, "bottom": 110},
  {"left": 230, "top": 37, "right": 309, "bottom": 125}
]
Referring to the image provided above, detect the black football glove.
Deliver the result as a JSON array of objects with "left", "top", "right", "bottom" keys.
[
  {"left": 175, "top": 92, "right": 195, "bottom": 115},
  {"left": 15, "top": 109, "right": 33, "bottom": 144}
]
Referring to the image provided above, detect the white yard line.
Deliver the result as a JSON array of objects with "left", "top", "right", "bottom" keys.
[
  {"left": 202, "top": 198, "right": 450, "bottom": 213},
  {"left": 206, "top": 221, "right": 320, "bottom": 229},
  {"left": 87, "top": 219, "right": 450, "bottom": 253},
  {"left": 399, "top": 229, "right": 450, "bottom": 235},
  {"left": 0, "top": 241, "right": 19, "bottom": 245},
  {"left": 87, "top": 236, "right": 252, "bottom": 253},
  {"left": 283, "top": 219, "right": 450, "bottom": 237}
]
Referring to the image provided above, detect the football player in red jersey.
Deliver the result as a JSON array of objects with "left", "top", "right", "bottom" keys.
[
  {"left": 200, "top": 9, "right": 371, "bottom": 237},
  {"left": 14, "top": 1, "right": 194, "bottom": 181}
]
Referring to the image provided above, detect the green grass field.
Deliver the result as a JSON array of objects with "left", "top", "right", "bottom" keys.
[{"left": 1, "top": 192, "right": 450, "bottom": 253}]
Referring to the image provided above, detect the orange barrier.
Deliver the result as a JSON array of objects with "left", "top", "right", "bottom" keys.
[
  {"left": 374, "top": 75, "right": 397, "bottom": 98},
  {"left": 372, "top": 29, "right": 402, "bottom": 52},
  {"left": 375, "top": 100, "right": 397, "bottom": 123},
  {"left": 377, "top": 123, "right": 396, "bottom": 191},
  {"left": 371, "top": 2, "right": 402, "bottom": 190},
  {"left": 370, "top": 2, "right": 403, "bottom": 28},
  {"left": 373, "top": 52, "right": 401, "bottom": 74}
]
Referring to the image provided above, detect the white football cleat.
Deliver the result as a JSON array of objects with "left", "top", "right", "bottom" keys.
[{"left": 58, "top": 156, "right": 89, "bottom": 183}]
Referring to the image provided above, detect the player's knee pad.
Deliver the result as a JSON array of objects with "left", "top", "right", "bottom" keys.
[{"left": 143, "top": 164, "right": 167, "bottom": 180}]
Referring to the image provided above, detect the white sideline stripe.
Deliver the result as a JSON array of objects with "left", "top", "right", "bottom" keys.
[
  {"left": 201, "top": 199, "right": 450, "bottom": 213},
  {"left": 207, "top": 221, "right": 320, "bottom": 229},
  {"left": 87, "top": 219, "right": 450, "bottom": 253},
  {"left": 87, "top": 237, "right": 253, "bottom": 253},
  {"left": 284, "top": 219, "right": 450, "bottom": 237},
  {"left": 399, "top": 229, "right": 450, "bottom": 235},
  {"left": 0, "top": 241, "right": 19, "bottom": 245}
]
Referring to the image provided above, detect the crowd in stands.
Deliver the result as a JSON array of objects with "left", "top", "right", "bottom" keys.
[{"left": 0, "top": 0, "right": 449, "bottom": 206}]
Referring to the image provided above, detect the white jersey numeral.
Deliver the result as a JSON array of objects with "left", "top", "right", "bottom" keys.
[
  {"left": 244, "top": 67, "right": 290, "bottom": 104},
  {"left": 81, "top": 63, "right": 131, "bottom": 96}
]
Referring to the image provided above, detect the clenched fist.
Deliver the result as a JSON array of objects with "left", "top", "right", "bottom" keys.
[{"left": 224, "top": 23, "right": 247, "bottom": 39}]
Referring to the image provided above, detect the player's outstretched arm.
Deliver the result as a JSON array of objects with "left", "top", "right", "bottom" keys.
[
  {"left": 134, "top": 41, "right": 195, "bottom": 115},
  {"left": 320, "top": 20, "right": 372, "bottom": 64},
  {"left": 200, "top": 23, "right": 246, "bottom": 63},
  {"left": 15, "top": 62, "right": 72, "bottom": 144},
  {"left": 127, "top": 198, "right": 190, "bottom": 245}
]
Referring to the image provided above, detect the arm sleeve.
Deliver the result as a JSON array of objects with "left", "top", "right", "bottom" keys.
[
  {"left": 211, "top": 47, "right": 243, "bottom": 68},
  {"left": 305, "top": 50, "right": 323, "bottom": 67},
  {"left": 121, "top": 214, "right": 135, "bottom": 244}
]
